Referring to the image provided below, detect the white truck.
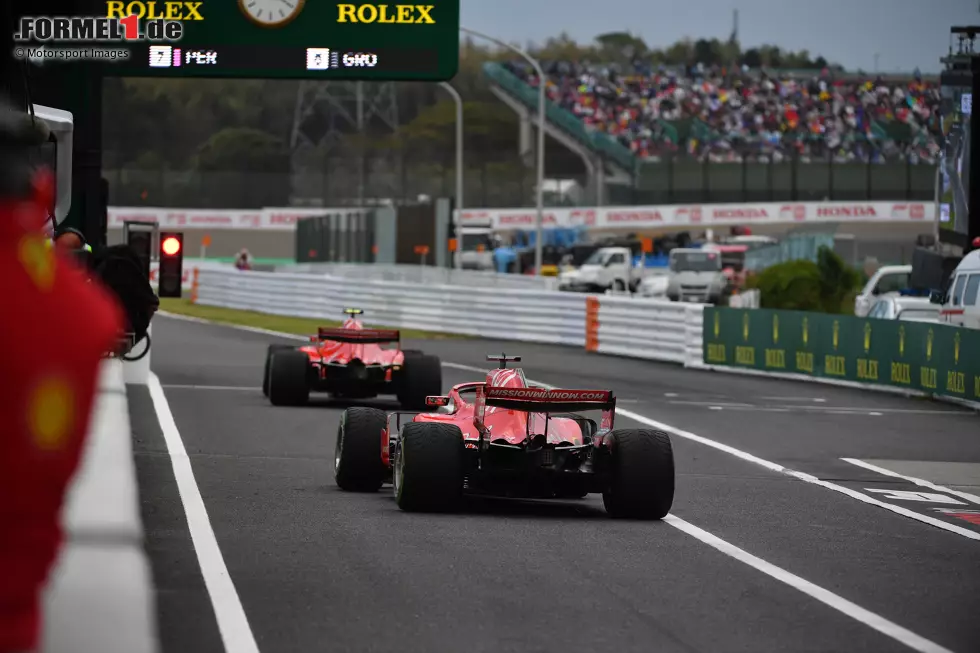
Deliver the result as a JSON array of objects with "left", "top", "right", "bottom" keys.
[
  {"left": 853, "top": 264, "right": 912, "bottom": 317},
  {"left": 457, "top": 226, "right": 496, "bottom": 271},
  {"left": 556, "top": 246, "right": 647, "bottom": 293},
  {"left": 665, "top": 248, "right": 729, "bottom": 304}
]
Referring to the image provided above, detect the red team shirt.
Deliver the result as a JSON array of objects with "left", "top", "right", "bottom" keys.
[{"left": 0, "top": 179, "right": 125, "bottom": 652}]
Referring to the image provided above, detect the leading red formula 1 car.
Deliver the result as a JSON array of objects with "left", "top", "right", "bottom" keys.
[
  {"left": 262, "top": 308, "right": 441, "bottom": 408},
  {"left": 333, "top": 354, "right": 674, "bottom": 519}
]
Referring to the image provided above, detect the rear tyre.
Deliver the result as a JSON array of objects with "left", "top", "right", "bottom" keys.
[
  {"left": 268, "top": 350, "right": 311, "bottom": 406},
  {"left": 602, "top": 429, "right": 674, "bottom": 519},
  {"left": 262, "top": 344, "right": 293, "bottom": 397},
  {"left": 394, "top": 422, "right": 464, "bottom": 512},
  {"left": 396, "top": 352, "right": 442, "bottom": 409},
  {"left": 334, "top": 407, "right": 387, "bottom": 492}
]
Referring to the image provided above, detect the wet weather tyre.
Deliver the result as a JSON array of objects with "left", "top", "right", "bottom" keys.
[
  {"left": 262, "top": 345, "right": 293, "bottom": 397},
  {"left": 396, "top": 353, "right": 442, "bottom": 409},
  {"left": 602, "top": 429, "right": 674, "bottom": 520},
  {"left": 267, "top": 350, "right": 310, "bottom": 406},
  {"left": 394, "top": 422, "right": 463, "bottom": 512},
  {"left": 334, "top": 407, "right": 387, "bottom": 492}
]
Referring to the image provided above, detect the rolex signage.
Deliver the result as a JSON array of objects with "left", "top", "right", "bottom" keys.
[{"left": 702, "top": 307, "right": 980, "bottom": 403}]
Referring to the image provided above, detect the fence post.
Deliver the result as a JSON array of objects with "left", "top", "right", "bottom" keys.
[
  {"left": 866, "top": 151, "right": 873, "bottom": 200},
  {"left": 741, "top": 156, "right": 748, "bottom": 203},
  {"left": 827, "top": 151, "right": 834, "bottom": 200},
  {"left": 585, "top": 296, "right": 600, "bottom": 352},
  {"left": 791, "top": 150, "right": 799, "bottom": 201},
  {"left": 767, "top": 156, "right": 774, "bottom": 202},
  {"left": 190, "top": 268, "right": 200, "bottom": 304}
]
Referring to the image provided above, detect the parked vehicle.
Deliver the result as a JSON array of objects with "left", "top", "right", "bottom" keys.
[
  {"left": 557, "top": 246, "right": 649, "bottom": 293},
  {"left": 666, "top": 248, "right": 727, "bottom": 304},
  {"left": 867, "top": 295, "right": 940, "bottom": 322},
  {"left": 635, "top": 269, "right": 670, "bottom": 298},
  {"left": 854, "top": 265, "right": 912, "bottom": 317},
  {"left": 932, "top": 248, "right": 980, "bottom": 329},
  {"left": 458, "top": 226, "right": 495, "bottom": 271}
]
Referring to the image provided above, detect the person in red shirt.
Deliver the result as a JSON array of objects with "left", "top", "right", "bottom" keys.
[{"left": 0, "top": 102, "right": 125, "bottom": 652}]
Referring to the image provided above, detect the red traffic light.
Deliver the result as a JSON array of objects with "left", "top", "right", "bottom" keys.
[{"left": 162, "top": 236, "right": 182, "bottom": 256}]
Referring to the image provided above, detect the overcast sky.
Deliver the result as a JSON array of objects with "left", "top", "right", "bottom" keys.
[{"left": 460, "top": 0, "right": 979, "bottom": 73}]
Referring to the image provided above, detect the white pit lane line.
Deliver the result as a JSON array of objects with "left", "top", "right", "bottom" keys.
[
  {"left": 152, "top": 315, "right": 964, "bottom": 653},
  {"left": 148, "top": 373, "right": 261, "bottom": 653}
]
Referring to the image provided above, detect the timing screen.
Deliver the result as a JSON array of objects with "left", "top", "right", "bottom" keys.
[{"left": 136, "top": 44, "right": 437, "bottom": 75}]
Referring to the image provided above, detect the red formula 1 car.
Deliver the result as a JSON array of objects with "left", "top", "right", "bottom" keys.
[
  {"left": 262, "top": 308, "right": 442, "bottom": 408},
  {"left": 333, "top": 354, "right": 675, "bottom": 519}
]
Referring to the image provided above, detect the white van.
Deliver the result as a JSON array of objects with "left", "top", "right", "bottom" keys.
[
  {"left": 935, "top": 249, "right": 980, "bottom": 329},
  {"left": 854, "top": 265, "right": 912, "bottom": 317}
]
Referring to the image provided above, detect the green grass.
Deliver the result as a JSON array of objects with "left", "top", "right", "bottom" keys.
[{"left": 158, "top": 298, "right": 468, "bottom": 340}]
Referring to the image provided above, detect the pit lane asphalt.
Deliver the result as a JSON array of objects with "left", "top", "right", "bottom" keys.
[{"left": 131, "top": 315, "right": 980, "bottom": 653}]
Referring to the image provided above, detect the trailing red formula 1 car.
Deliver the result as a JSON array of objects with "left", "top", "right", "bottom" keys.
[
  {"left": 333, "top": 354, "right": 674, "bottom": 519},
  {"left": 262, "top": 308, "right": 441, "bottom": 408}
]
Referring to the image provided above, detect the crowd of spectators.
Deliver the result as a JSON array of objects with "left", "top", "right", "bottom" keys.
[{"left": 503, "top": 60, "right": 942, "bottom": 164}]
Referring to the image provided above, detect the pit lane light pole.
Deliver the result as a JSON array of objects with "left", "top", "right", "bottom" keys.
[
  {"left": 460, "top": 27, "right": 546, "bottom": 276},
  {"left": 439, "top": 81, "right": 464, "bottom": 270}
]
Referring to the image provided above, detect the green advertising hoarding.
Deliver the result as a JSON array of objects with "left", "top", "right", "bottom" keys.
[
  {"left": 703, "top": 308, "right": 980, "bottom": 402},
  {"left": 103, "top": 0, "right": 460, "bottom": 80}
]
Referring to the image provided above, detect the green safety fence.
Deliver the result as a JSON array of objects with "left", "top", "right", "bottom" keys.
[{"left": 702, "top": 307, "right": 980, "bottom": 403}]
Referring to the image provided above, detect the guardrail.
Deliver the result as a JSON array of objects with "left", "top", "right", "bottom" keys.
[
  {"left": 276, "top": 262, "right": 557, "bottom": 290},
  {"left": 42, "top": 360, "right": 157, "bottom": 653},
  {"left": 194, "top": 269, "right": 979, "bottom": 408},
  {"left": 197, "top": 269, "right": 587, "bottom": 346}
]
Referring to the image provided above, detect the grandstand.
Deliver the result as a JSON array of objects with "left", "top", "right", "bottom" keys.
[{"left": 484, "top": 59, "right": 940, "bottom": 204}]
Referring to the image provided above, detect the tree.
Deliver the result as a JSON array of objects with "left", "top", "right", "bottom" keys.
[
  {"left": 741, "top": 48, "right": 762, "bottom": 69},
  {"left": 747, "top": 246, "right": 861, "bottom": 313},
  {"left": 389, "top": 99, "right": 520, "bottom": 167},
  {"left": 192, "top": 127, "right": 290, "bottom": 207},
  {"left": 594, "top": 31, "right": 649, "bottom": 61}
]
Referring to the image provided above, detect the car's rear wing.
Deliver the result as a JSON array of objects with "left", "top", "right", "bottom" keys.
[
  {"left": 481, "top": 386, "right": 615, "bottom": 412},
  {"left": 316, "top": 327, "right": 400, "bottom": 344},
  {"left": 474, "top": 385, "right": 616, "bottom": 437}
]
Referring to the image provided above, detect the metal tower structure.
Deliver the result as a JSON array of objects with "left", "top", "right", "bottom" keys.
[{"left": 289, "top": 80, "right": 399, "bottom": 205}]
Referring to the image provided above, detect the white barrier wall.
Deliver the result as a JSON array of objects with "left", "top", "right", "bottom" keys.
[
  {"left": 198, "top": 269, "right": 588, "bottom": 346},
  {"left": 195, "top": 269, "right": 707, "bottom": 363},
  {"left": 282, "top": 262, "right": 557, "bottom": 290},
  {"left": 592, "top": 295, "right": 705, "bottom": 365},
  {"left": 43, "top": 360, "right": 157, "bottom": 653}
]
